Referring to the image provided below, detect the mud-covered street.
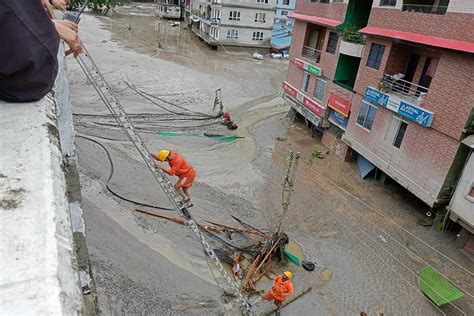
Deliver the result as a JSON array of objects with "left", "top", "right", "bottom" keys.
[{"left": 69, "top": 10, "right": 472, "bottom": 316}]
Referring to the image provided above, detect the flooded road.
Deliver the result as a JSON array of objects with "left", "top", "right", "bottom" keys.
[{"left": 69, "top": 10, "right": 472, "bottom": 316}]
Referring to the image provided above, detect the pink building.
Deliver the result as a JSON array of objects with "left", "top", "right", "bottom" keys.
[{"left": 283, "top": 0, "right": 474, "bottom": 208}]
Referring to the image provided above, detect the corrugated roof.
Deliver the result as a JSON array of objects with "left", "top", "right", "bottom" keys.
[
  {"left": 288, "top": 12, "right": 341, "bottom": 28},
  {"left": 360, "top": 26, "right": 474, "bottom": 54}
]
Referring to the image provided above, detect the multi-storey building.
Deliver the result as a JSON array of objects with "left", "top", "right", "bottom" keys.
[
  {"left": 190, "top": 0, "right": 277, "bottom": 48},
  {"left": 271, "top": 0, "right": 296, "bottom": 49},
  {"left": 156, "top": 0, "right": 183, "bottom": 19},
  {"left": 282, "top": 0, "right": 474, "bottom": 211}
]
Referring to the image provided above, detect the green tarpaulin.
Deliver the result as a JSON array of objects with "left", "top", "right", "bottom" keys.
[{"left": 419, "top": 266, "right": 464, "bottom": 306}]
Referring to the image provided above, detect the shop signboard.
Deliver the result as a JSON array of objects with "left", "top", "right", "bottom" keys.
[
  {"left": 398, "top": 101, "right": 434, "bottom": 127},
  {"left": 282, "top": 81, "right": 297, "bottom": 98},
  {"left": 303, "top": 95, "right": 325, "bottom": 117},
  {"left": 294, "top": 58, "right": 322, "bottom": 76},
  {"left": 329, "top": 109, "right": 349, "bottom": 130},
  {"left": 328, "top": 93, "right": 351, "bottom": 117},
  {"left": 364, "top": 86, "right": 434, "bottom": 127}
]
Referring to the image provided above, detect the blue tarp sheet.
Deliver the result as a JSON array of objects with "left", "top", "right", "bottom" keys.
[{"left": 356, "top": 154, "right": 376, "bottom": 179}]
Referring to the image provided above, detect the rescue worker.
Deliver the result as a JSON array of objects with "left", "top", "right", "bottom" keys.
[
  {"left": 152, "top": 150, "right": 196, "bottom": 208},
  {"left": 252, "top": 271, "right": 294, "bottom": 309}
]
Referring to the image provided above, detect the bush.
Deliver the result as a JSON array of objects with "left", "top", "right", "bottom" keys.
[
  {"left": 70, "top": 0, "right": 129, "bottom": 10},
  {"left": 341, "top": 24, "right": 363, "bottom": 44}
]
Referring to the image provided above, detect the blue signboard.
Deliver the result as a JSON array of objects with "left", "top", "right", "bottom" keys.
[
  {"left": 398, "top": 101, "right": 434, "bottom": 127},
  {"left": 363, "top": 87, "right": 434, "bottom": 127},
  {"left": 364, "top": 86, "right": 389, "bottom": 107},
  {"left": 329, "top": 109, "right": 349, "bottom": 129}
]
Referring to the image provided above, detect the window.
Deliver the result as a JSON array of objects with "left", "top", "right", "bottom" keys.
[
  {"left": 229, "top": 11, "right": 240, "bottom": 20},
  {"left": 252, "top": 31, "right": 264, "bottom": 41},
  {"left": 357, "top": 100, "right": 377, "bottom": 130},
  {"left": 255, "top": 13, "right": 266, "bottom": 22},
  {"left": 326, "top": 32, "right": 339, "bottom": 54},
  {"left": 385, "top": 116, "right": 408, "bottom": 148},
  {"left": 256, "top": 0, "right": 269, "bottom": 3},
  {"left": 301, "top": 71, "right": 310, "bottom": 92},
  {"left": 380, "top": 0, "right": 396, "bottom": 6},
  {"left": 311, "top": 0, "right": 329, "bottom": 3},
  {"left": 281, "top": 10, "right": 288, "bottom": 16},
  {"left": 367, "top": 43, "right": 385, "bottom": 70},
  {"left": 283, "top": 0, "right": 290, "bottom": 4},
  {"left": 226, "top": 29, "right": 239, "bottom": 39},
  {"left": 313, "top": 78, "right": 326, "bottom": 101}
]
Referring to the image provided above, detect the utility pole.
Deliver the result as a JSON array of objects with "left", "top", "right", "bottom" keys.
[{"left": 277, "top": 150, "right": 300, "bottom": 232}]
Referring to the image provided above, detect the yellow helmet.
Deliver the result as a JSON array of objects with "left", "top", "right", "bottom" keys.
[
  {"left": 155, "top": 150, "right": 170, "bottom": 162},
  {"left": 283, "top": 271, "right": 293, "bottom": 279}
]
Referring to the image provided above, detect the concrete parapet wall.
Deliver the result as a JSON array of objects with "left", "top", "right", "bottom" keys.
[{"left": 0, "top": 97, "right": 83, "bottom": 314}]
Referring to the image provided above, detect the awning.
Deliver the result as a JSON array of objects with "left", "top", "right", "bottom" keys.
[
  {"left": 359, "top": 26, "right": 474, "bottom": 54},
  {"left": 356, "top": 154, "right": 375, "bottom": 179},
  {"left": 461, "top": 135, "right": 474, "bottom": 148},
  {"left": 288, "top": 12, "right": 341, "bottom": 28}
]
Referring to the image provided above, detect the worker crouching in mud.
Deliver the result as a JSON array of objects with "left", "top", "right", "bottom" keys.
[
  {"left": 252, "top": 271, "right": 294, "bottom": 311},
  {"left": 152, "top": 150, "right": 196, "bottom": 208}
]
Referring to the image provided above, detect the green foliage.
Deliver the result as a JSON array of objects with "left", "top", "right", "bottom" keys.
[
  {"left": 69, "top": 0, "right": 130, "bottom": 9},
  {"left": 341, "top": 24, "right": 363, "bottom": 44},
  {"left": 311, "top": 150, "right": 325, "bottom": 159}
]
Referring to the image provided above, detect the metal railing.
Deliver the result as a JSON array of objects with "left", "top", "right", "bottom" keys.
[
  {"left": 192, "top": 26, "right": 218, "bottom": 44},
  {"left": 302, "top": 46, "right": 321, "bottom": 64},
  {"left": 380, "top": 74, "right": 429, "bottom": 104},
  {"left": 402, "top": 4, "right": 448, "bottom": 15}
]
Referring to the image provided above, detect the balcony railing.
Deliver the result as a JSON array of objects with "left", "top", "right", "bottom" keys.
[
  {"left": 302, "top": 46, "right": 321, "bottom": 64},
  {"left": 380, "top": 74, "right": 429, "bottom": 104},
  {"left": 402, "top": 4, "right": 448, "bottom": 15}
]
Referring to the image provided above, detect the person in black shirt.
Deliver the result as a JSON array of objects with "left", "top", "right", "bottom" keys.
[{"left": 0, "top": 0, "right": 82, "bottom": 102}]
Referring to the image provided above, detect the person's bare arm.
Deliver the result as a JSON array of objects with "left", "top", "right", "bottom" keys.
[
  {"left": 53, "top": 20, "right": 82, "bottom": 57},
  {"left": 52, "top": 0, "right": 69, "bottom": 11}
]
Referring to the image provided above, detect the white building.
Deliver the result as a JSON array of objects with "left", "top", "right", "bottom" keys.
[
  {"left": 156, "top": 0, "right": 182, "bottom": 19},
  {"left": 191, "top": 0, "right": 276, "bottom": 48}
]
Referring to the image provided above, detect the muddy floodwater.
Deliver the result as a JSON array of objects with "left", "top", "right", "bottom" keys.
[{"left": 69, "top": 10, "right": 473, "bottom": 315}]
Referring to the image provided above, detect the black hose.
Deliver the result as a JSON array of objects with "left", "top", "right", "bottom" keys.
[
  {"left": 203, "top": 229, "right": 258, "bottom": 253},
  {"left": 123, "top": 80, "right": 217, "bottom": 119},
  {"left": 76, "top": 134, "right": 174, "bottom": 211}
]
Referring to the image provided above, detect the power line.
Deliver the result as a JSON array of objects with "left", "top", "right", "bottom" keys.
[{"left": 295, "top": 171, "right": 468, "bottom": 314}]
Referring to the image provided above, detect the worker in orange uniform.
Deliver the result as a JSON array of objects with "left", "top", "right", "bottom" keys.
[
  {"left": 252, "top": 271, "right": 294, "bottom": 310},
  {"left": 152, "top": 150, "right": 196, "bottom": 208}
]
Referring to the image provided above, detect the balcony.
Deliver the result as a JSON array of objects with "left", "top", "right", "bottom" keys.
[
  {"left": 402, "top": 3, "right": 448, "bottom": 15},
  {"left": 339, "top": 40, "right": 363, "bottom": 58},
  {"left": 302, "top": 46, "right": 321, "bottom": 64},
  {"left": 379, "top": 74, "right": 429, "bottom": 105}
]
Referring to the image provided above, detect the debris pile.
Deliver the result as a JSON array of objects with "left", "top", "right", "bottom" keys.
[{"left": 135, "top": 208, "right": 299, "bottom": 294}]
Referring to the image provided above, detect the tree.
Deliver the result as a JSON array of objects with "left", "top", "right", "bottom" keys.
[{"left": 70, "top": 0, "right": 130, "bottom": 11}]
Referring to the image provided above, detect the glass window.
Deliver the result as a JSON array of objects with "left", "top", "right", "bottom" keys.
[
  {"left": 301, "top": 71, "right": 310, "bottom": 92},
  {"left": 255, "top": 13, "right": 266, "bottom": 22},
  {"left": 283, "top": 0, "right": 290, "bottom": 4},
  {"left": 356, "top": 100, "right": 377, "bottom": 130},
  {"left": 252, "top": 31, "right": 264, "bottom": 41},
  {"left": 367, "top": 43, "right": 385, "bottom": 70},
  {"left": 256, "top": 0, "right": 269, "bottom": 3},
  {"left": 380, "top": 0, "right": 397, "bottom": 6},
  {"left": 313, "top": 78, "right": 326, "bottom": 101},
  {"left": 229, "top": 11, "right": 241, "bottom": 20},
  {"left": 226, "top": 29, "right": 239, "bottom": 39},
  {"left": 393, "top": 121, "right": 408, "bottom": 148},
  {"left": 281, "top": 10, "right": 288, "bottom": 16},
  {"left": 326, "top": 32, "right": 339, "bottom": 54}
]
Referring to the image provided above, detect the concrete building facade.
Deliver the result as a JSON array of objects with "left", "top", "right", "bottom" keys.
[
  {"left": 271, "top": 0, "right": 296, "bottom": 49},
  {"left": 282, "top": 0, "right": 474, "bottom": 209},
  {"left": 191, "top": 0, "right": 276, "bottom": 48},
  {"left": 156, "top": 0, "right": 183, "bottom": 19}
]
